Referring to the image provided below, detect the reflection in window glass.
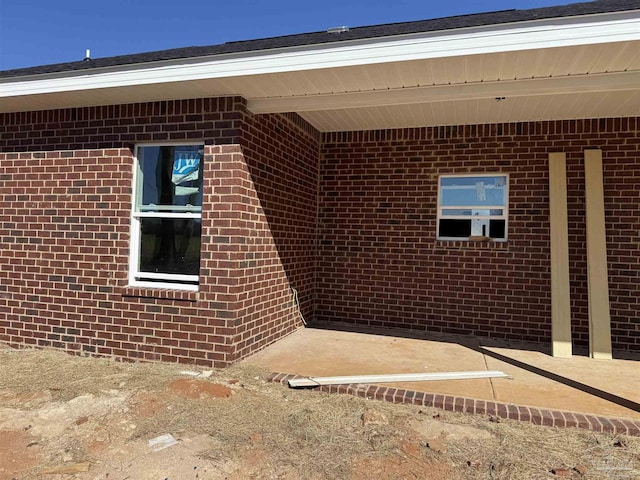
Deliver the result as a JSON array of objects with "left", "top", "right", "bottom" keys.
[
  {"left": 437, "top": 175, "right": 508, "bottom": 241},
  {"left": 139, "top": 218, "right": 202, "bottom": 276},
  {"left": 130, "top": 144, "right": 204, "bottom": 290},
  {"left": 137, "top": 145, "right": 203, "bottom": 210},
  {"left": 440, "top": 176, "right": 507, "bottom": 207}
]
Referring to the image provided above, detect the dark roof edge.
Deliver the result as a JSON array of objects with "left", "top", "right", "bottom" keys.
[{"left": 2, "top": 0, "right": 639, "bottom": 79}]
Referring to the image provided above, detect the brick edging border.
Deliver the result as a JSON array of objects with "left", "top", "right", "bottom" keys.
[{"left": 267, "top": 372, "right": 640, "bottom": 437}]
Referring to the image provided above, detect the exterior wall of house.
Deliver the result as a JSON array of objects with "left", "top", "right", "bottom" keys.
[
  {"left": 241, "top": 112, "right": 320, "bottom": 327},
  {"left": 1, "top": 100, "right": 637, "bottom": 362},
  {"left": 316, "top": 119, "right": 639, "bottom": 354},
  {"left": 0, "top": 97, "right": 317, "bottom": 366}
]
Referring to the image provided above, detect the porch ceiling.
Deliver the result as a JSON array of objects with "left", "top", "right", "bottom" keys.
[
  {"left": 247, "top": 42, "right": 640, "bottom": 131},
  {"left": 2, "top": 39, "right": 639, "bottom": 132}
]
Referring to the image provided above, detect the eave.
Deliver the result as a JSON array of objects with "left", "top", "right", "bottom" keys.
[{"left": 1, "top": 10, "right": 639, "bottom": 131}]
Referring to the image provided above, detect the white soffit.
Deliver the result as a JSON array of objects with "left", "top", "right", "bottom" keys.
[{"left": 299, "top": 90, "right": 640, "bottom": 132}]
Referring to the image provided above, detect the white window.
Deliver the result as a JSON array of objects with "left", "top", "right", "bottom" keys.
[
  {"left": 437, "top": 174, "right": 508, "bottom": 241},
  {"left": 129, "top": 143, "right": 204, "bottom": 290}
]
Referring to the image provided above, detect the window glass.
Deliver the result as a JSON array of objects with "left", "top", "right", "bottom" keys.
[
  {"left": 137, "top": 145, "right": 203, "bottom": 211},
  {"left": 130, "top": 144, "right": 204, "bottom": 290},
  {"left": 439, "top": 219, "right": 472, "bottom": 238},
  {"left": 138, "top": 218, "right": 202, "bottom": 276},
  {"left": 438, "top": 175, "right": 508, "bottom": 241},
  {"left": 440, "top": 176, "right": 507, "bottom": 207}
]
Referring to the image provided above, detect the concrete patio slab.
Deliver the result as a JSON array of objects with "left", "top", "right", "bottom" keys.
[
  {"left": 482, "top": 346, "right": 640, "bottom": 418},
  {"left": 245, "top": 327, "right": 640, "bottom": 420}
]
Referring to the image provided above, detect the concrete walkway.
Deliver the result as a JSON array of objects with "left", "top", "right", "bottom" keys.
[{"left": 245, "top": 327, "right": 640, "bottom": 421}]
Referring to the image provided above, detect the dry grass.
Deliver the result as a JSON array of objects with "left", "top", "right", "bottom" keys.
[{"left": 0, "top": 343, "right": 638, "bottom": 480}]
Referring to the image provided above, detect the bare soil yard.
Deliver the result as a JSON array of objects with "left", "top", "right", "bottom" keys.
[{"left": 0, "top": 344, "right": 638, "bottom": 480}]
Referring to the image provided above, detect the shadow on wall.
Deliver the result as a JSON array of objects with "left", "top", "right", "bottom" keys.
[{"left": 240, "top": 112, "right": 321, "bottom": 322}]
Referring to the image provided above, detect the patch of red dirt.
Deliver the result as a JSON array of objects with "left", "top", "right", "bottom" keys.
[
  {"left": 399, "top": 437, "right": 421, "bottom": 456},
  {"left": 167, "top": 379, "right": 232, "bottom": 399},
  {"left": 0, "top": 391, "right": 51, "bottom": 408},
  {"left": 86, "top": 426, "right": 111, "bottom": 455},
  {"left": 352, "top": 455, "right": 459, "bottom": 480},
  {"left": 0, "top": 430, "right": 41, "bottom": 480},
  {"left": 130, "top": 391, "right": 170, "bottom": 418}
]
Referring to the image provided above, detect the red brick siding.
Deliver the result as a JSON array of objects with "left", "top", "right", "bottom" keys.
[
  {"left": 206, "top": 145, "right": 305, "bottom": 362},
  {"left": 317, "top": 119, "right": 639, "bottom": 353},
  {"left": 1, "top": 101, "right": 637, "bottom": 361},
  {"left": 0, "top": 97, "right": 245, "bottom": 152},
  {"left": 241, "top": 112, "right": 320, "bottom": 324},
  {"left": 0, "top": 147, "right": 229, "bottom": 366},
  {"left": 0, "top": 98, "right": 308, "bottom": 366},
  {"left": 604, "top": 150, "right": 640, "bottom": 352}
]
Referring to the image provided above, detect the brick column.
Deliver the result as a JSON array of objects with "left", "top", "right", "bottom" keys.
[{"left": 202, "top": 145, "right": 301, "bottom": 364}]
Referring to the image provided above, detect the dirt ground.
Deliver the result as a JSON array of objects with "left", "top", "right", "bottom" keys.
[{"left": 0, "top": 344, "right": 638, "bottom": 480}]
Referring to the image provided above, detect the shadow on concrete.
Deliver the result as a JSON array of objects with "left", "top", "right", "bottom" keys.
[
  {"left": 477, "top": 346, "right": 640, "bottom": 414},
  {"left": 308, "top": 322, "right": 640, "bottom": 414}
]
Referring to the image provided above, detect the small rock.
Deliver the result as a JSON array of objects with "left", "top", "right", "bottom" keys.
[
  {"left": 425, "top": 438, "right": 447, "bottom": 454},
  {"left": 361, "top": 409, "right": 388, "bottom": 427},
  {"left": 466, "top": 460, "right": 481, "bottom": 468},
  {"left": 613, "top": 438, "right": 627, "bottom": 448},
  {"left": 574, "top": 465, "right": 588, "bottom": 475},
  {"left": 488, "top": 415, "right": 501, "bottom": 423},
  {"left": 75, "top": 416, "right": 89, "bottom": 426},
  {"left": 551, "top": 467, "right": 571, "bottom": 476},
  {"left": 228, "top": 379, "right": 240, "bottom": 385}
]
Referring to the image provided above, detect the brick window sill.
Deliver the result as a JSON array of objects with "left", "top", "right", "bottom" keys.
[
  {"left": 119, "top": 285, "right": 200, "bottom": 302},
  {"left": 434, "top": 240, "right": 509, "bottom": 251}
]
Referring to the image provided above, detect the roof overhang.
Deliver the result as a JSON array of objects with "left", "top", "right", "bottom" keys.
[{"left": 1, "top": 10, "right": 639, "bottom": 131}]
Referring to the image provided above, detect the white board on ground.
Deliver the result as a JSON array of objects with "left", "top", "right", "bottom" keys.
[{"left": 287, "top": 370, "right": 510, "bottom": 388}]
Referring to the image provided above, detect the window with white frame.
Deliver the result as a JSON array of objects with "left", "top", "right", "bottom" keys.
[
  {"left": 437, "top": 174, "right": 508, "bottom": 241},
  {"left": 130, "top": 144, "right": 204, "bottom": 290}
]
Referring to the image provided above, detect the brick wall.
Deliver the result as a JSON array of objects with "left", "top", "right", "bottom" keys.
[
  {"left": 0, "top": 98, "right": 314, "bottom": 366},
  {"left": 241, "top": 112, "right": 320, "bottom": 325},
  {"left": 1, "top": 102, "right": 637, "bottom": 361},
  {"left": 0, "top": 97, "right": 245, "bottom": 151},
  {"left": 316, "top": 119, "right": 639, "bottom": 353},
  {"left": 201, "top": 144, "right": 305, "bottom": 364},
  {"left": 604, "top": 148, "right": 640, "bottom": 353}
]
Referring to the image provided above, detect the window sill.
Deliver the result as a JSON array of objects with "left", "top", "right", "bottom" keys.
[
  {"left": 119, "top": 285, "right": 200, "bottom": 302},
  {"left": 434, "top": 239, "right": 508, "bottom": 251}
]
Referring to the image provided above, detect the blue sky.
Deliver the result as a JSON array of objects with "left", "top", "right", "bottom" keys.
[{"left": 1, "top": 0, "right": 571, "bottom": 71}]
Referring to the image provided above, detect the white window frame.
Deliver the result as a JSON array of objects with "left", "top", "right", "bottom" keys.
[
  {"left": 437, "top": 173, "right": 509, "bottom": 241},
  {"left": 129, "top": 142, "right": 204, "bottom": 291}
]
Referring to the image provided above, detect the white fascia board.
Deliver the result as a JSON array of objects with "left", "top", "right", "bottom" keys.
[{"left": 1, "top": 11, "right": 638, "bottom": 99}]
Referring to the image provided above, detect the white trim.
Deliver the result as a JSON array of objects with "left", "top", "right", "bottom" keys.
[
  {"left": 134, "top": 211, "right": 201, "bottom": 219},
  {"left": 130, "top": 280, "right": 199, "bottom": 292},
  {"left": 138, "top": 205, "right": 202, "bottom": 212},
  {"left": 437, "top": 173, "right": 509, "bottom": 241},
  {"left": 287, "top": 370, "right": 510, "bottom": 387},
  {"left": 1, "top": 12, "right": 638, "bottom": 99},
  {"left": 135, "top": 272, "right": 199, "bottom": 282},
  {"left": 129, "top": 142, "right": 204, "bottom": 291}
]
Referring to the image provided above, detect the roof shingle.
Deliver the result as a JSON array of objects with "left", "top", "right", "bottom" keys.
[{"left": 1, "top": 0, "right": 638, "bottom": 79}]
